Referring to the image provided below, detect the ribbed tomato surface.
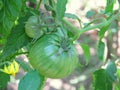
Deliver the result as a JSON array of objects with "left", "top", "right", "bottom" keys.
[
  {"left": 25, "top": 16, "right": 43, "bottom": 38},
  {"left": 29, "top": 28, "right": 78, "bottom": 78}
]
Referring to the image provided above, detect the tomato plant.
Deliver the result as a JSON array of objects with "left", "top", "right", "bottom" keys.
[{"left": 0, "top": 0, "right": 120, "bottom": 90}]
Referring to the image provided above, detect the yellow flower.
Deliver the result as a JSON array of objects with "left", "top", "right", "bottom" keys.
[{"left": 3, "top": 60, "right": 19, "bottom": 76}]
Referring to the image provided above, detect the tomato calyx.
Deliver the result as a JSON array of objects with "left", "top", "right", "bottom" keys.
[
  {"left": 48, "top": 27, "right": 71, "bottom": 52},
  {"left": 60, "top": 37, "right": 70, "bottom": 52}
]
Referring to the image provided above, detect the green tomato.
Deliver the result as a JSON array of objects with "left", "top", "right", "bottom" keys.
[
  {"left": 25, "top": 16, "right": 43, "bottom": 39},
  {"left": 29, "top": 28, "right": 78, "bottom": 78}
]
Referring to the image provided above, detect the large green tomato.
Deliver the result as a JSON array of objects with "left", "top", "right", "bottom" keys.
[
  {"left": 29, "top": 28, "right": 79, "bottom": 78},
  {"left": 25, "top": 16, "right": 44, "bottom": 39}
]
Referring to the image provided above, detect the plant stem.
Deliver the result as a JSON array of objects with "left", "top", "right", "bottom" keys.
[
  {"left": 62, "top": 19, "right": 79, "bottom": 34},
  {"left": 15, "top": 52, "right": 28, "bottom": 56},
  {"left": 36, "top": 0, "right": 42, "bottom": 10},
  {"left": 62, "top": 12, "right": 120, "bottom": 41}
]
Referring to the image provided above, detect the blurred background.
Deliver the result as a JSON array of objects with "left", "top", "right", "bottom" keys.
[{"left": 7, "top": 0, "right": 120, "bottom": 90}]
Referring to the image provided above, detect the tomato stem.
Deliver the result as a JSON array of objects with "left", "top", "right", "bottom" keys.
[{"left": 62, "top": 12, "right": 120, "bottom": 41}]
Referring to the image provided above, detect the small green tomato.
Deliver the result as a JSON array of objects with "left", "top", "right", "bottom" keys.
[{"left": 25, "top": 16, "right": 44, "bottom": 39}]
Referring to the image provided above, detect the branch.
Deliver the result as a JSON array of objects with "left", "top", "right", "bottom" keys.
[{"left": 63, "top": 12, "right": 120, "bottom": 40}]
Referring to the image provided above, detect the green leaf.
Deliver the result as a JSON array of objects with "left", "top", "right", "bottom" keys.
[
  {"left": 115, "top": 86, "right": 120, "bottom": 90},
  {"left": 18, "top": 70, "right": 45, "bottom": 90},
  {"left": 105, "top": 0, "right": 116, "bottom": 13},
  {"left": 80, "top": 44, "right": 90, "bottom": 64},
  {"left": 1, "top": 14, "right": 30, "bottom": 60},
  {"left": 97, "top": 40, "right": 108, "bottom": 61},
  {"left": 16, "top": 59, "right": 33, "bottom": 72},
  {"left": 86, "top": 10, "right": 96, "bottom": 18},
  {"left": 93, "top": 69, "right": 113, "bottom": 90},
  {"left": 118, "top": 0, "right": 120, "bottom": 5},
  {"left": 98, "top": 25, "right": 110, "bottom": 40},
  {"left": 106, "top": 61, "right": 117, "bottom": 82},
  {"left": 44, "top": 0, "right": 55, "bottom": 11},
  {"left": 64, "top": 13, "right": 81, "bottom": 23},
  {"left": 93, "top": 62, "right": 117, "bottom": 90},
  {"left": 44, "top": 4, "right": 53, "bottom": 11},
  {"left": 64, "top": 13, "right": 79, "bottom": 20},
  {"left": 0, "top": 71, "right": 10, "bottom": 89},
  {"left": 0, "top": 0, "right": 3, "bottom": 10},
  {"left": 117, "top": 69, "right": 120, "bottom": 78},
  {"left": 56, "top": 0, "right": 67, "bottom": 21},
  {"left": 0, "top": 0, "right": 23, "bottom": 36},
  {"left": 116, "top": 69, "right": 120, "bottom": 89},
  {"left": 28, "top": 0, "right": 36, "bottom": 4}
]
